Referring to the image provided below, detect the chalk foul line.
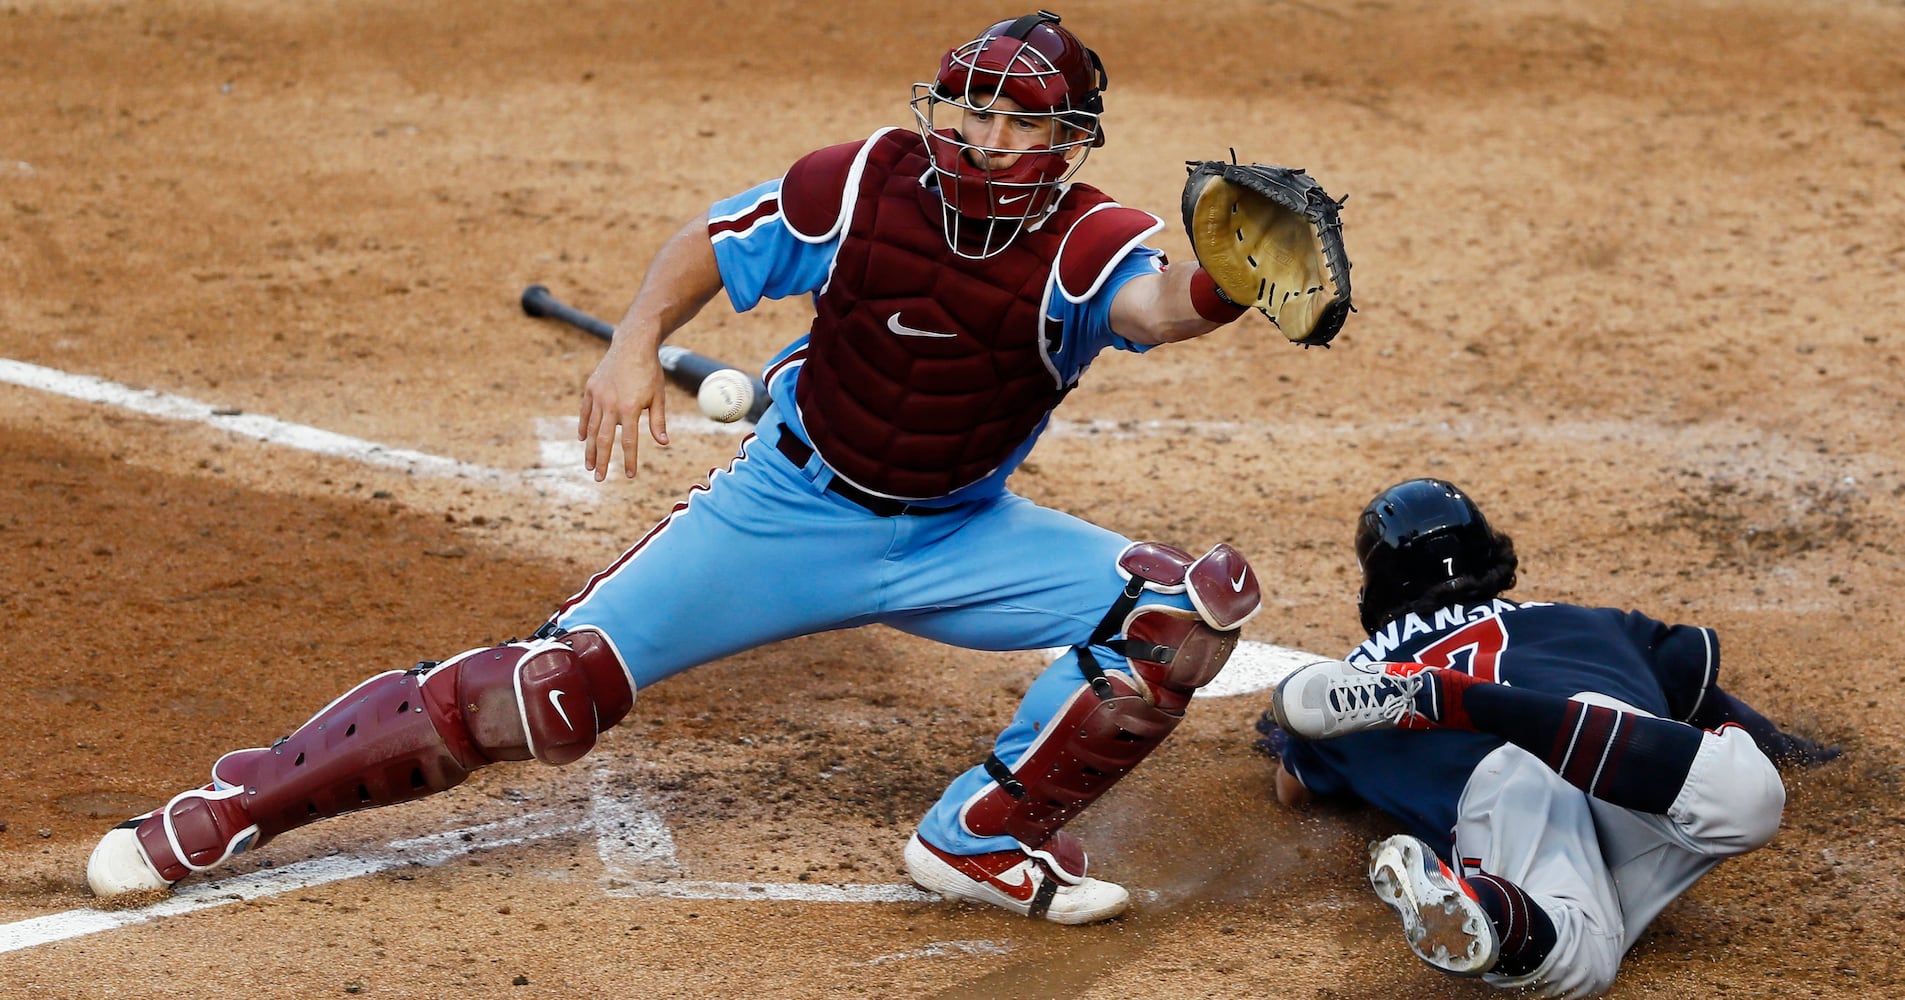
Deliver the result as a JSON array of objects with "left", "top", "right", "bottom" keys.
[
  {"left": 0, "top": 810, "right": 583, "bottom": 955},
  {"left": 0, "top": 359, "right": 597, "bottom": 504},
  {"left": 0, "top": 768, "right": 957, "bottom": 954}
]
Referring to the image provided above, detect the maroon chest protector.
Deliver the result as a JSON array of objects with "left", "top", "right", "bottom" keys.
[{"left": 786, "top": 131, "right": 1114, "bottom": 500}]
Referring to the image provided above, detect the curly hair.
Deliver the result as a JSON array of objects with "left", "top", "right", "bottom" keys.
[{"left": 1365, "top": 527, "right": 1520, "bottom": 632}]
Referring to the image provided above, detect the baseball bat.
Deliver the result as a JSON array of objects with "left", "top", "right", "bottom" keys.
[{"left": 520, "top": 283, "right": 771, "bottom": 424}]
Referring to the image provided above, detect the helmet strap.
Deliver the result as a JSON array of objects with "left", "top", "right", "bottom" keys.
[{"left": 1002, "top": 10, "right": 1062, "bottom": 40}]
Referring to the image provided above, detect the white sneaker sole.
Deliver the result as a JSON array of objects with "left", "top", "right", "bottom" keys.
[
  {"left": 1367, "top": 835, "right": 1499, "bottom": 976},
  {"left": 902, "top": 834, "right": 1129, "bottom": 926},
  {"left": 87, "top": 824, "right": 173, "bottom": 899}
]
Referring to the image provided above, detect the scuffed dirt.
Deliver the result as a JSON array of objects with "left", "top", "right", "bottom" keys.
[{"left": 2, "top": 1, "right": 1902, "bottom": 997}]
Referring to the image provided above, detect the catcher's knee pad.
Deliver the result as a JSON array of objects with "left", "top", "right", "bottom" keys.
[
  {"left": 1110, "top": 541, "right": 1261, "bottom": 712},
  {"left": 438, "top": 627, "right": 636, "bottom": 765},
  {"left": 210, "top": 630, "right": 636, "bottom": 846},
  {"left": 425, "top": 631, "right": 634, "bottom": 766},
  {"left": 959, "top": 541, "right": 1263, "bottom": 849}
]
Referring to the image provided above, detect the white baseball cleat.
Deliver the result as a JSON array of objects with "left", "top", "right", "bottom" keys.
[
  {"left": 86, "top": 820, "right": 173, "bottom": 898},
  {"left": 85, "top": 779, "right": 260, "bottom": 901},
  {"left": 903, "top": 832, "right": 1129, "bottom": 925},
  {"left": 1367, "top": 834, "right": 1500, "bottom": 976},
  {"left": 1271, "top": 659, "right": 1431, "bottom": 740}
]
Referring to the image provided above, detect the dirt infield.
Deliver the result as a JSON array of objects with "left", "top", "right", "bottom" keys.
[{"left": 3, "top": 1, "right": 1903, "bottom": 996}]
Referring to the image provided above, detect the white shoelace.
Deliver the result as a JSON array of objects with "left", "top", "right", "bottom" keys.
[{"left": 1327, "top": 669, "right": 1428, "bottom": 727}]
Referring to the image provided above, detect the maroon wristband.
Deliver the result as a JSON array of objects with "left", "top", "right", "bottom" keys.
[{"left": 1189, "top": 268, "right": 1250, "bottom": 324}]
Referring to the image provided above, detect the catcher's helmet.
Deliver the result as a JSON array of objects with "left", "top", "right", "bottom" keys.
[
  {"left": 1355, "top": 478, "right": 1504, "bottom": 633},
  {"left": 910, "top": 11, "right": 1107, "bottom": 258}
]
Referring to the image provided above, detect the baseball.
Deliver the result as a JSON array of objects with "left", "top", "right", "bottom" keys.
[{"left": 696, "top": 369, "right": 755, "bottom": 423}]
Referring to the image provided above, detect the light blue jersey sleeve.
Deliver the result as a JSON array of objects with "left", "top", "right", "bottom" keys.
[
  {"left": 1044, "top": 245, "right": 1165, "bottom": 381},
  {"left": 707, "top": 179, "right": 838, "bottom": 314}
]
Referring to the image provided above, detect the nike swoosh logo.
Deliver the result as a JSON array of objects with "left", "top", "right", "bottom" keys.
[
  {"left": 998, "top": 193, "right": 1030, "bottom": 205},
  {"left": 886, "top": 313, "right": 958, "bottom": 339},
  {"left": 547, "top": 689, "right": 574, "bottom": 730},
  {"left": 988, "top": 867, "right": 1037, "bottom": 901},
  {"left": 1230, "top": 567, "right": 1249, "bottom": 592}
]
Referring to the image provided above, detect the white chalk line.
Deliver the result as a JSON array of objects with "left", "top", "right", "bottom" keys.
[
  {"left": 607, "top": 879, "right": 937, "bottom": 903},
  {"left": 0, "top": 359, "right": 598, "bottom": 504},
  {"left": 866, "top": 939, "right": 1014, "bottom": 965},
  {"left": 0, "top": 810, "right": 583, "bottom": 956},
  {"left": 1, "top": 763, "right": 952, "bottom": 955},
  {"left": 590, "top": 765, "right": 683, "bottom": 877},
  {"left": 588, "top": 765, "right": 939, "bottom": 904}
]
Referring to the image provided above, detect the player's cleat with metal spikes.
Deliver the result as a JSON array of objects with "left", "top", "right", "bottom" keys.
[
  {"left": 1367, "top": 834, "right": 1501, "bottom": 977},
  {"left": 902, "top": 832, "right": 1130, "bottom": 925},
  {"left": 1270, "top": 659, "right": 1435, "bottom": 740}
]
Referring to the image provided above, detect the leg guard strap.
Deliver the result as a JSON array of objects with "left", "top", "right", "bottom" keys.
[
  {"left": 1120, "top": 606, "right": 1239, "bottom": 713},
  {"left": 962, "top": 672, "right": 1181, "bottom": 850},
  {"left": 1028, "top": 875, "right": 1061, "bottom": 918},
  {"left": 982, "top": 752, "right": 1027, "bottom": 800}
]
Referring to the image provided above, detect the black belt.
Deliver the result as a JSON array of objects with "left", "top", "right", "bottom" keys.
[{"left": 774, "top": 428, "right": 959, "bottom": 517}]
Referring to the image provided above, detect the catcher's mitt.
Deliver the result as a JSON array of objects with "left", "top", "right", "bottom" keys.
[{"left": 1182, "top": 159, "right": 1352, "bottom": 347}]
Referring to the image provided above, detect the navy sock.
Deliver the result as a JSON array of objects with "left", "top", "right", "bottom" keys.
[
  {"left": 1464, "top": 872, "right": 1557, "bottom": 978},
  {"left": 1460, "top": 682, "right": 1704, "bottom": 814}
]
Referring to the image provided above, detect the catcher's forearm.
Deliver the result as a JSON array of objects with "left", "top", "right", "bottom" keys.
[
  {"left": 1109, "top": 265, "right": 1246, "bottom": 345},
  {"left": 611, "top": 213, "right": 724, "bottom": 352}
]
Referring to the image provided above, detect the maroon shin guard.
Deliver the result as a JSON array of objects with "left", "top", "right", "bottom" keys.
[{"left": 133, "top": 630, "right": 634, "bottom": 881}]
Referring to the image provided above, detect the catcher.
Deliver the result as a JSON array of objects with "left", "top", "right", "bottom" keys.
[
  {"left": 88, "top": 12, "right": 1349, "bottom": 925},
  {"left": 1258, "top": 479, "right": 1839, "bottom": 997}
]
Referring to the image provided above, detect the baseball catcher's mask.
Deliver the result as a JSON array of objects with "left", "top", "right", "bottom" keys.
[{"left": 910, "top": 10, "right": 1107, "bottom": 258}]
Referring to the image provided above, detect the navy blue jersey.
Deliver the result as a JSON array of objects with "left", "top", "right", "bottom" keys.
[{"left": 1280, "top": 599, "right": 1720, "bottom": 852}]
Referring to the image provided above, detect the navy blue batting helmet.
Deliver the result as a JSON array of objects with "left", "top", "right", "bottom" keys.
[{"left": 1355, "top": 478, "right": 1505, "bottom": 633}]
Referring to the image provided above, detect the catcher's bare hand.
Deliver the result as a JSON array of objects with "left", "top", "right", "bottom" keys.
[
  {"left": 1182, "top": 158, "right": 1353, "bottom": 347},
  {"left": 579, "top": 335, "right": 669, "bottom": 481}
]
